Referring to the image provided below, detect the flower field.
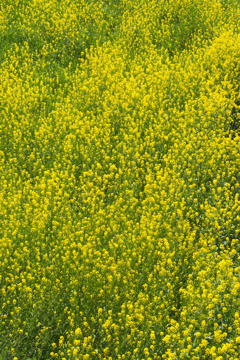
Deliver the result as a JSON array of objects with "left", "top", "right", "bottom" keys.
[{"left": 0, "top": 0, "right": 240, "bottom": 359}]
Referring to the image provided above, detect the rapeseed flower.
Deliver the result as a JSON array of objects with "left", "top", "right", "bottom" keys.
[{"left": 0, "top": 0, "right": 239, "bottom": 359}]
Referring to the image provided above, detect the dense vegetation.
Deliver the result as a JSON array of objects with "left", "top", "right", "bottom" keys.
[{"left": 0, "top": 0, "right": 240, "bottom": 359}]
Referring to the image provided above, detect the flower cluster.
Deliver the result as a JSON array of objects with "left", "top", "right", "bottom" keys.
[{"left": 0, "top": 0, "right": 239, "bottom": 359}]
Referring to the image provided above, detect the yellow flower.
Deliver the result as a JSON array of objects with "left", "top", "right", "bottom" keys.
[{"left": 75, "top": 328, "right": 82, "bottom": 336}]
